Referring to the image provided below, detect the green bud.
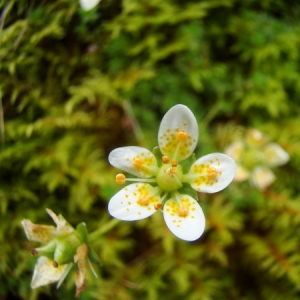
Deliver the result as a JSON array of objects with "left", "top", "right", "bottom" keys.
[
  {"left": 54, "top": 232, "right": 82, "bottom": 265},
  {"left": 76, "top": 222, "right": 88, "bottom": 242}
]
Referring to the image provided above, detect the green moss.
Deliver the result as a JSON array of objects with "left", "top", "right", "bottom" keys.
[{"left": 2, "top": 0, "right": 300, "bottom": 299}]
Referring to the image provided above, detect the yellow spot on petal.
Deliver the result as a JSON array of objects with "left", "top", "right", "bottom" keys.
[
  {"left": 137, "top": 195, "right": 149, "bottom": 206},
  {"left": 133, "top": 158, "right": 144, "bottom": 169},
  {"left": 207, "top": 167, "right": 217, "bottom": 179},
  {"left": 178, "top": 205, "right": 189, "bottom": 218}
]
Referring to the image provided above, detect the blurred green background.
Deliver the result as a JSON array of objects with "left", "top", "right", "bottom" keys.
[{"left": 1, "top": 0, "right": 300, "bottom": 299}]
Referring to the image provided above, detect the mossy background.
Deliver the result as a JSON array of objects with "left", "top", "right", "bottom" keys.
[{"left": 1, "top": 0, "right": 300, "bottom": 299}]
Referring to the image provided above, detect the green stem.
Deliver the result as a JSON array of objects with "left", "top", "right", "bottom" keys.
[{"left": 88, "top": 218, "right": 120, "bottom": 243}]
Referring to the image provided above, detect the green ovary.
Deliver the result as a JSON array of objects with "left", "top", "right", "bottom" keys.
[
  {"left": 241, "top": 148, "right": 264, "bottom": 169},
  {"left": 156, "top": 164, "right": 183, "bottom": 192}
]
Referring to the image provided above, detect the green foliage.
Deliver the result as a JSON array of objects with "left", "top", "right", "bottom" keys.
[{"left": 1, "top": 0, "right": 300, "bottom": 299}]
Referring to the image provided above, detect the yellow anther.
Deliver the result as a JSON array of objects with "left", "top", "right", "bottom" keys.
[
  {"left": 207, "top": 167, "right": 217, "bottom": 179},
  {"left": 162, "top": 156, "right": 169, "bottom": 164},
  {"left": 133, "top": 158, "right": 144, "bottom": 169},
  {"left": 154, "top": 203, "right": 163, "bottom": 210},
  {"left": 137, "top": 195, "right": 150, "bottom": 206},
  {"left": 166, "top": 167, "right": 177, "bottom": 175},
  {"left": 178, "top": 205, "right": 189, "bottom": 218},
  {"left": 171, "top": 160, "right": 177, "bottom": 167},
  {"left": 53, "top": 260, "right": 58, "bottom": 268},
  {"left": 176, "top": 131, "right": 189, "bottom": 142},
  {"left": 31, "top": 249, "right": 38, "bottom": 256},
  {"left": 116, "top": 173, "right": 126, "bottom": 184}
]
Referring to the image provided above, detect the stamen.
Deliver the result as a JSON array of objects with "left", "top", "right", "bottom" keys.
[
  {"left": 162, "top": 156, "right": 169, "bottom": 164},
  {"left": 160, "top": 192, "right": 168, "bottom": 203},
  {"left": 154, "top": 203, "right": 163, "bottom": 210},
  {"left": 116, "top": 173, "right": 126, "bottom": 184},
  {"left": 166, "top": 167, "right": 177, "bottom": 175},
  {"left": 207, "top": 167, "right": 217, "bottom": 179},
  {"left": 132, "top": 156, "right": 159, "bottom": 175},
  {"left": 173, "top": 173, "right": 183, "bottom": 187},
  {"left": 30, "top": 249, "right": 38, "bottom": 256},
  {"left": 178, "top": 205, "right": 189, "bottom": 217},
  {"left": 171, "top": 160, "right": 177, "bottom": 167},
  {"left": 122, "top": 177, "right": 157, "bottom": 183},
  {"left": 172, "top": 131, "right": 189, "bottom": 161},
  {"left": 176, "top": 131, "right": 189, "bottom": 142},
  {"left": 137, "top": 195, "right": 150, "bottom": 206},
  {"left": 53, "top": 260, "right": 58, "bottom": 268}
]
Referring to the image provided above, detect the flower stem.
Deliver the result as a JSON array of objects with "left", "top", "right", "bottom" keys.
[{"left": 88, "top": 218, "right": 120, "bottom": 243}]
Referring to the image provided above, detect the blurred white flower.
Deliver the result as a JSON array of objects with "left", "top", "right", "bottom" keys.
[
  {"left": 225, "top": 129, "right": 289, "bottom": 190},
  {"left": 21, "top": 209, "right": 98, "bottom": 297},
  {"left": 251, "top": 166, "right": 275, "bottom": 191}
]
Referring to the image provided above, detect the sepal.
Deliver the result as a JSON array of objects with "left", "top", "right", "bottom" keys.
[{"left": 87, "top": 245, "right": 102, "bottom": 266}]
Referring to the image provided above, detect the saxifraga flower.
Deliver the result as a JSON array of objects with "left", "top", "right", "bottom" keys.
[
  {"left": 21, "top": 209, "right": 99, "bottom": 297},
  {"left": 108, "top": 104, "right": 236, "bottom": 241}
]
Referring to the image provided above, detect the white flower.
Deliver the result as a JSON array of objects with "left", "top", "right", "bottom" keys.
[
  {"left": 251, "top": 166, "right": 275, "bottom": 190},
  {"left": 21, "top": 209, "right": 98, "bottom": 296},
  {"left": 108, "top": 104, "right": 236, "bottom": 241},
  {"left": 225, "top": 129, "right": 289, "bottom": 190},
  {"left": 79, "top": 0, "right": 101, "bottom": 11},
  {"left": 31, "top": 256, "right": 72, "bottom": 289},
  {"left": 263, "top": 143, "right": 290, "bottom": 167}
]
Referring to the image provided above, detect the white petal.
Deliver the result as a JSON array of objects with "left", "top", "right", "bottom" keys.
[
  {"left": 263, "top": 143, "right": 289, "bottom": 167},
  {"left": 45, "top": 208, "right": 74, "bottom": 234},
  {"left": 251, "top": 166, "right": 275, "bottom": 190},
  {"left": 74, "top": 244, "right": 88, "bottom": 297},
  {"left": 234, "top": 165, "right": 250, "bottom": 182},
  {"left": 163, "top": 195, "right": 205, "bottom": 241},
  {"left": 21, "top": 219, "right": 55, "bottom": 243},
  {"left": 108, "top": 146, "right": 158, "bottom": 178},
  {"left": 79, "top": 0, "right": 101, "bottom": 11},
  {"left": 188, "top": 153, "right": 236, "bottom": 193},
  {"left": 158, "top": 104, "right": 198, "bottom": 162},
  {"left": 108, "top": 183, "right": 160, "bottom": 221},
  {"left": 225, "top": 141, "right": 244, "bottom": 161},
  {"left": 245, "top": 129, "right": 265, "bottom": 146},
  {"left": 31, "top": 256, "right": 70, "bottom": 289}
]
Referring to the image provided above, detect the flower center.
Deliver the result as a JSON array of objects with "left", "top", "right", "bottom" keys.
[
  {"left": 241, "top": 148, "right": 263, "bottom": 169},
  {"left": 156, "top": 160, "right": 183, "bottom": 192}
]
